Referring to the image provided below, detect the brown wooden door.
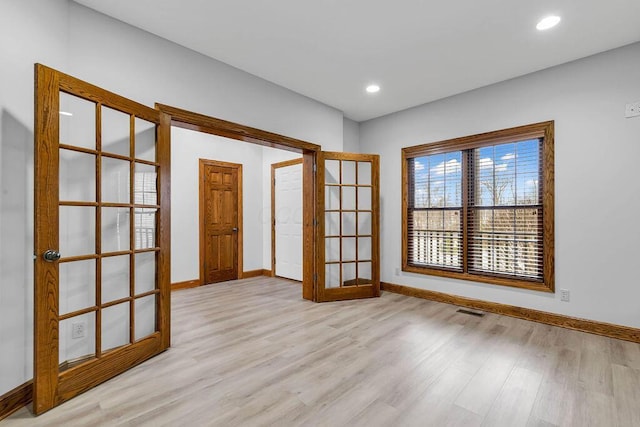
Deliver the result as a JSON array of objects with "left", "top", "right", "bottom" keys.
[
  {"left": 317, "top": 152, "right": 380, "bottom": 301},
  {"left": 200, "top": 160, "right": 241, "bottom": 283},
  {"left": 33, "top": 64, "right": 171, "bottom": 414}
]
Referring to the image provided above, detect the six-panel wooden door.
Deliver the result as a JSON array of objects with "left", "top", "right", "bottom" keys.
[{"left": 200, "top": 160, "right": 241, "bottom": 284}]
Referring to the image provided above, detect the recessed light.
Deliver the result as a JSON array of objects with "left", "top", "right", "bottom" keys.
[
  {"left": 366, "top": 84, "right": 380, "bottom": 94},
  {"left": 536, "top": 15, "right": 561, "bottom": 31}
]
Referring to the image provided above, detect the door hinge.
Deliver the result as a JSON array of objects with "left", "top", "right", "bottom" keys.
[
  {"left": 314, "top": 273, "right": 318, "bottom": 283},
  {"left": 313, "top": 163, "right": 317, "bottom": 173}
]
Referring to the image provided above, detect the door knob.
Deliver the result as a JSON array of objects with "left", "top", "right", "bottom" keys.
[
  {"left": 232, "top": 227, "right": 238, "bottom": 232},
  {"left": 43, "top": 250, "right": 61, "bottom": 262}
]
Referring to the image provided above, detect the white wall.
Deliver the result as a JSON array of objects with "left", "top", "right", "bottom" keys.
[
  {"left": 360, "top": 42, "right": 640, "bottom": 328},
  {"left": 172, "top": 127, "right": 265, "bottom": 283},
  {"left": 343, "top": 117, "right": 361, "bottom": 153},
  {"left": 0, "top": 0, "right": 69, "bottom": 396},
  {"left": 65, "top": 3, "right": 344, "bottom": 152},
  {"left": 0, "top": 0, "right": 344, "bottom": 395}
]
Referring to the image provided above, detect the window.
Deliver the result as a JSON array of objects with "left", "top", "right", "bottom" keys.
[{"left": 402, "top": 121, "right": 554, "bottom": 292}]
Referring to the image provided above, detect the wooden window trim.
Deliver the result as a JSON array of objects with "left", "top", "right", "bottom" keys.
[{"left": 401, "top": 121, "right": 554, "bottom": 293}]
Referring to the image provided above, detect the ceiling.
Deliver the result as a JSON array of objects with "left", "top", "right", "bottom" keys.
[{"left": 74, "top": 0, "right": 640, "bottom": 122}]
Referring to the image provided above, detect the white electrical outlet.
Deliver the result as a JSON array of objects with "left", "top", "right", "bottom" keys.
[
  {"left": 71, "top": 322, "right": 86, "bottom": 339},
  {"left": 560, "top": 289, "right": 570, "bottom": 302},
  {"left": 395, "top": 267, "right": 401, "bottom": 275},
  {"left": 625, "top": 101, "right": 640, "bottom": 118}
]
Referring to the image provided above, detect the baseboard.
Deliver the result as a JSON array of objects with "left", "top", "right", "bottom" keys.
[
  {"left": 0, "top": 381, "right": 32, "bottom": 421},
  {"left": 381, "top": 282, "right": 640, "bottom": 344},
  {"left": 171, "top": 279, "right": 201, "bottom": 290},
  {"left": 243, "top": 269, "right": 272, "bottom": 278},
  {"left": 172, "top": 271, "right": 273, "bottom": 289}
]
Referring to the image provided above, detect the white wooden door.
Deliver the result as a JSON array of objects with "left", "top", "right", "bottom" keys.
[{"left": 274, "top": 160, "right": 303, "bottom": 281}]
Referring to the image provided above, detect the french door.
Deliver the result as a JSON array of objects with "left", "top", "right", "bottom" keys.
[
  {"left": 316, "top": 152, "right": 380, "bottom": 301},
  {"left": 33, "top": 64, "right": 171, "bottom": 414}
]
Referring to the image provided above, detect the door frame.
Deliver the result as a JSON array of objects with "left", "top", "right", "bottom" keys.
[
  {"left": 271, "top": 157, "right": 303, "bottom": 280},
  {"left": 199, "top": 158, "right": 243, "bottom": 284},
  {"left": 156, "top": 104, "right": 319, "bottom": 301}
]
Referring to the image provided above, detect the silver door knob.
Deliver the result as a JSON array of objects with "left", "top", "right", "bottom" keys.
[
  {"left": 232, "top": 228, "right": 238, "bottom": 232},
  {"left": 43, "top": 250, "right": 61, "bottom": 262}
]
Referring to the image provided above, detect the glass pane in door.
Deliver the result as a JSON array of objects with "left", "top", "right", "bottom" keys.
[
  {"left": 59, "top": 206, "right": 95, "bottom": 257},
  {"left": 358, "top": 262, "right": 372, "bottom": 283},
  {"left": 325, "top": 264, "right": 340, "bottom": 289},
  {"left": 357, "top": 162, "right": 372, "bottom": 185},
  {"left": 102, "top": 302, "right": 130, "bottom": 352},
  {"left": 59, "top": 312, "right": 96, "bottom": 372},
  {"left": 59, "top": 260, "right": 96, "bottom": 316},
  {"left": 325, "top": 238, "right": 340, "bottom": 263},
  {"left": 135, "top": 252, "right": 156, "bottom": 294},
  {"left": 342, "top": 161, "right": 356, "bottom": 184},
  {"left": 134, "top": 163, "right": 157, "bottom": 205},
  {"left": 134, "top": 118, "right": 156, "bottom": 162},
  {"left": 59, "top": 149, "right": 95, "bottom": 202},
  {"left": 134, "top": 295, "right": 156, "bottom": 340},
  {"left": 59, "top": 92, "right": 95, "bottom": 150},
  {"left": 102, "top": 157, "right": 131, "bottom": 204},
  {"left": 135, "top": 208, "right": 157, "bottom": 249},
  {"left": 101, "top": 106, "right": 130, "bottom": 156},
  {"left": 102, "top": 207, "right": 130, "bottom": 253},
  {"left": 101, "top": 255, "right": 130, "bottom": 304},
  {"left": 342, "top": 187, "right": 356, "bottom": 210},
  {"left": 342, "top": 263, "right": 356, "bottom": 285}
]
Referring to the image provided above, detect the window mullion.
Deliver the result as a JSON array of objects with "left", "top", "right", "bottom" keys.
[{"left": 462, "top": 149, "right": 470, "bottom": 273}]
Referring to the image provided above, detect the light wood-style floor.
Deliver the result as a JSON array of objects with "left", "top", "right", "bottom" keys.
[{"left": 5, "top": 277, "right": 640, "bottom": 426}]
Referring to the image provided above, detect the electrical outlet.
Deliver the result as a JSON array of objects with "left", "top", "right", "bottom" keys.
[
  {"left": 71, "top": 322, "right": 86, "bottom": 339},
  {"left": 625, "top": 101, "right": 640, "bottom": 118},
  {"left": 560, "top": 289, "right": 570, "bottom": 302},
  {"left": 395, "top": 267, "right": 401, "bottom": 275}
]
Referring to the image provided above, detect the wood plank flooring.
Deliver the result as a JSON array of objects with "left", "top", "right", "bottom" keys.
[{"left": 4, "top": 277, "right": 640, "bottom": 426}]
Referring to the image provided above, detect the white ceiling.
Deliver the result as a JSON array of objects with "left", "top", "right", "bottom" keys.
[{"left": 74, "top": 0, "right": 640, "bottom": 122}]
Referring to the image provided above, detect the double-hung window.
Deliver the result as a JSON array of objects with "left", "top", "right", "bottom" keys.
[{"left": 402, "top": 121, "right": 554, "bottom": 292}]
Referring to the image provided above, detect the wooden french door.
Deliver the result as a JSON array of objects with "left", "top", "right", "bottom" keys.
[
  {"left": 33, "top": 64, "right": 171, "bottom": 414},
  {"left": 200, "top": 160, "right": 241, "bottom": 284},
  {"left": 316, "top": 152, "right": 380, "bottom": 301}
]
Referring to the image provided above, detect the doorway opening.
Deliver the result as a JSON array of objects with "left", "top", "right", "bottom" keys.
[{"left": 156, "top": 104, "right": 318, "bottom": 301}]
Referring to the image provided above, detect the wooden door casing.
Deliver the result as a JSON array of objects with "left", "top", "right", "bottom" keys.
[
  {"left": 199, "top": 159, "right": 242, "bottom": 284},
  {"left": 33, "top": 64, "right": 171, "bottom": 414}
]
